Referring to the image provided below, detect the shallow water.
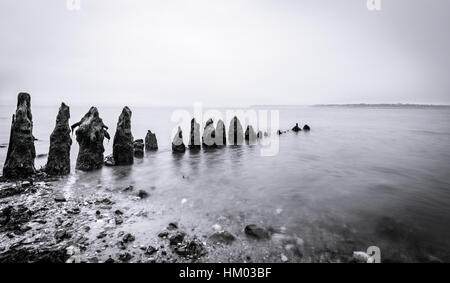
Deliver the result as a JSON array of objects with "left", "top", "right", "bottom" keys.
[{"left": 1, "top": 105, "right": 450, "bottom": 262}]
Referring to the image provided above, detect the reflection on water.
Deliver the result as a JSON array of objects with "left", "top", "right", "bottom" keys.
[{"left": 1, "top": 106, "right": 450, "bottom": 261}]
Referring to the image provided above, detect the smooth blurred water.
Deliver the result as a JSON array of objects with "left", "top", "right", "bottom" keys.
[{"left": 1, "top": 105, "right": 449, "bottom": 262}]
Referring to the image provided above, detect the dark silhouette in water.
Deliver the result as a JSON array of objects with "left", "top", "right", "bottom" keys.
[
  {"left": 245, "top": 125, "right": 257, "bottom": 145},
  {"left": 113, "top": 107, "right": 134, "bottom": 165},
  {"left": 188, "top": 118, "right": 201, "bottom": 150},
  {"left": 216, "top": 119, "right": 226, "bottom": 147},
  {"left": 3, "top": 93, "right": 36, "bottom": 179},
  {"left": 292, "top": 123, "right": 302, "bottom": 132},
  {"left": 228, "top": 116, "right": 244, "bottom": 146},
  {"left": 133, "top": 139, "right": 144, "bottom": 158},
  {"left": 172, "top": 127, "right": 186, "bottom": 153},
  {"left": 71, "top": 107, "right": 110, "bottom": 171},
  {"left": 145, "top": 130, "right": 158, "bottom": 151},
  {"left": 45, "top": 103, "right": 72, "bottom": 176},
  {"left": 202, "top": 118, "right": 216, "bottom": 148},
  {"left": 257, "top": 131, "right": 263, "bottom": 139},
  {"left": 303, "top": 124, "right": 311, "bottom": 131}
]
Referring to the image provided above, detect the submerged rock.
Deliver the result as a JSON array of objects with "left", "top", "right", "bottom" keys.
[
  {"left": 104, "top": 154, "right": 115, "bottom": 166},
  {"left": 145, "top": 130, "right": 158, "bottom": 151},
  {"left": 45, "top": 103, "right": 72, "bottom": 175},
  {"left": 174, "top": 240, "right": 207, "bottom": 259},
  {"left": 215, "top": 120, "right": 226, "bottom": 147},
  {"left": 115, "top": 216, "right": 123, "bottom": 225},
  {"left": 169, "top": 231, "right": 186, "bottom": 246},
  {"left": 3, "top": 93, "right": 36, "bottom": 179},
  {"left": 0, "top": 205, "right": 33, "bottom": 233},
  {"left": 113, "top": 107, "right": 134, "bottom": 165},
  {"left": 133, "top": 139, "right": 144, "bottom": 158},
  {"left": 271, "top": 233, "right": 304, "bottom": 256},
  {"left": 54, "top": 229, "right": 72, "bottom": 242},
  {"left": 228, "top": 116, "right": 244, "bottom": 146},
  {"left": 209, "top": 231, "right": 236, "bottom": 245},
  {"left": 122, "top": 233, "right": 135, "bottom": 243},
  {"left": 0, "top": 185, "right": 27, "bottom": 199},
  {"left": 54, "top": 194, "right": 67, "bottom": 202},
  {"left": 0, "top": 247, "right": 70, "bottom": 263},
  {"left": 202, "top": 119, "right": 216, "bottom": 148},
  {"left": 71, "top": 107, "right": 110, "bottom": 171},
  {"left": 172, "top": 127, "right": 186, "bottom": 153},
  {"left": 145, "top": 246, "right": 158, "bottom": 255},
  {"left": 244, "top": 224, "right": 270, "bottom": 239},
  {"left": 245, "top": 125, "right": 257, "bottom": 145},
  {"left": 167, "top": 222, "right": 178, "bottom": 230},
  {"left": 137, "top": 189, "right": 148, "bottom": 199},
  {"left": 119, "top": 252, "right": 133, "bottom": 262},
  {"left": 292, "top": 123, "right": 302, "bottom": 132},
  {"left": 188, "top": 118, "right": 201, "bottom": 150},
  {"left": 303, "top": 124, "right": 311, "bottom": 131}
]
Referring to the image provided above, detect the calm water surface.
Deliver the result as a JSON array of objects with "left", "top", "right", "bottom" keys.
[{"left": 1, "top": 105, "right": 449, "bottom": 262}]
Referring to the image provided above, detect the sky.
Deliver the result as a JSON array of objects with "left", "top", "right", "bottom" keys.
[{"left": 0, "top": 0, "right": 449, "bottom": 107}]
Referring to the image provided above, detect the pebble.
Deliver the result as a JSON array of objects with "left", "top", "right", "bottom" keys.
[{"left": 54, "top": 194, "right": 66, "bottom": 202}]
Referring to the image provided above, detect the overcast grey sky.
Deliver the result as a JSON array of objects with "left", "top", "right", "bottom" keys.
[{"left": 0, "top": 0, "right": 449, "bottom": 107}]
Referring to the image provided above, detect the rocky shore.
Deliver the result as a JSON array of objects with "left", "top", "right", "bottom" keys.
[{"left": 0, "top": 174, "right": 313, "bottom": 263}]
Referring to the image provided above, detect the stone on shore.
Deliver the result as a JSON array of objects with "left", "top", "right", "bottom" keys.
[
  {"left": 145, "top": 130, "right": 158, "bottom": 151},
  {"left": 71, "top": 107, "right": 110, "bottom": 171},
  {"left": 45, "top": 103, "right": 72, "bottom": 176},
  {"left": 245, "top": 125, "right": 257, "bottom": 145},
  {"left": 228, "top": 116, "right": 244, "bottom": 146},
  {"left": 303, "top": 124, "right": 311, "bottom": 131},
  {"left": 133, "top": 139, "right": 144, "bottom": 158},
  {"left": 202, "top": 118, "right": 216, "bottom": 148},
  {"left": 2, "top": 93, "right": 36, "bottom": 179},
  {"left": 292, "top": 123, "right": 302, "bottom": 132},
  {"left": 215, "top": 120, "right": 226, "bottom": 147},
  {"left": 172, "top": 127, "right": 186, "bottom": 153},
  {"left": 113, "top": 107, "right": 134, "bottom": 165},
  {"left": 137, "top": 189, "right": 148, "bottom": 199},
  {"left": 188, "top": 118, "right": 201, "bottom": 150}
]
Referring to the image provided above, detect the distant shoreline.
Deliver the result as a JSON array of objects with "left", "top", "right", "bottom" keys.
[
  {"left": 251, "top": 104, "right": 450, "bottom": 109},
  {"left": 312, "top": 104, "right": 450, "bottom": 109}
]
